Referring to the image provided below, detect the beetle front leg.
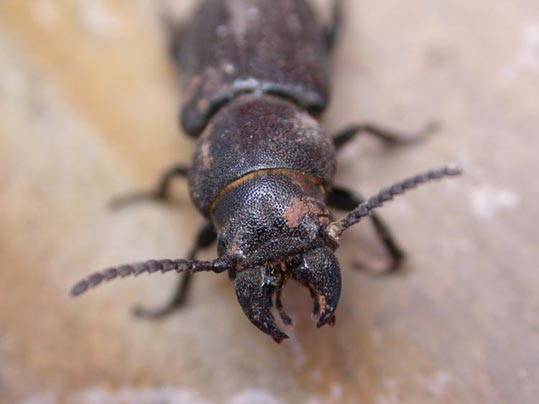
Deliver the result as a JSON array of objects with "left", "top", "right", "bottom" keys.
[
  {"left": 332, "top": 121, "right": 438, "bottom": 150},
  {"left": 110, "top": 165, "right": 189, "bottom": 208},
  {"left": 327, "top": 186, "right": 405, "bottom": 272},
  {"left": 133, "top": 222, "right": 217, "bottom": 319}
]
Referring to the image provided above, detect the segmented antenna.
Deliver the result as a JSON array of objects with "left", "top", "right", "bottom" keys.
[
  {"left": 326, "top": 166, "right": 462, "bottom": 241},
  {"left": 70, "top": 257, "right": 230, "bottom": 297}
]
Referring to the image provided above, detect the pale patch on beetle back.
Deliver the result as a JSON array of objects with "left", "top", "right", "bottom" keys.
[
  {"left": 284, "top": 196, "right": 331, "bottom": 228},
  {"left": 227, "top": 0, "right": 260, "bottom": 46},
  {"left": 284, "top": 197, "right": 311, "bottom": 228},
  {"left": 293, "top": 110, "right": 323, "bottom": 142},
  {"left": 200, "top": 141, "right": 213, "bottom": 169}
]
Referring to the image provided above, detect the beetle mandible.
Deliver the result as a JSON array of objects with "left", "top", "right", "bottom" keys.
[{"left": 70, "top": 0, "right": 461, "bottom": 342}]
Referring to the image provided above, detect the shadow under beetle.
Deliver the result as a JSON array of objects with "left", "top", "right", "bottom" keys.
[{"left": 71, "top": 0, "right": 461, "bottom": 343}]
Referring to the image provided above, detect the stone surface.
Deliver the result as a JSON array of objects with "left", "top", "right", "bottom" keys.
[{"left": 0, "top": 1, "right": 537, "bottom": 403}]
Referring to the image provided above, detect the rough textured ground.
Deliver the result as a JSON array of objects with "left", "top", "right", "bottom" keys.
[{"left": 1, "top": 1, "right": 537, "bottom": 403}]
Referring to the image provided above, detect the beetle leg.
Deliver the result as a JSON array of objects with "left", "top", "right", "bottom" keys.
[
  {"left": 110, "top": 165, "right": 189, "bottom": 209},
  {"left": 162, "top": 15, "right": 184, "bottom": 63},
  {"left": 325, "top": 0, "right": 343, "bottom": 52},
  {"left": 235, "top": 267, "right": 288, "bottom": 343},
  {"left": 332, "top": 121, "right": 438, "bottom": 150},
  {"left": 133, "top": 222, "right": 217, "bottom": 319},
  {"left": 327, "top": 186, "right": 405, "bottom": 272}
]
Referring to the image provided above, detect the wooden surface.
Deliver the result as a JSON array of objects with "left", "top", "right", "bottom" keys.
[{"left": 1, "top": 1, "right": 537, "bottom": 403}]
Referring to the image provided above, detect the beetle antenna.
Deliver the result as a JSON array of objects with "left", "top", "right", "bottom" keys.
[
  {"left": 70, "top": 257, "right": 230, "bottom": 297},
  {"left": 326, "top": 165, "right": 462, "bottom": 241}
]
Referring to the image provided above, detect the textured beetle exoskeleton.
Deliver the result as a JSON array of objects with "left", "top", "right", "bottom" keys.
[{"left": 71, "top": 0, "right": 461, "bottom": 343}]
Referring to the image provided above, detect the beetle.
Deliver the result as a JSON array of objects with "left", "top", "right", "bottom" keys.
[{"left": 70, "top": 0, "right": 460, "bottom": 342}]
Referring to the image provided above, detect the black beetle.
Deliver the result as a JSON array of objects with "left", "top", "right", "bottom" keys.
[{"left": 70, "top": 0, "right": 461, "bottom": 343}]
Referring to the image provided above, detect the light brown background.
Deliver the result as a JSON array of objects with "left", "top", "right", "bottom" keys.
[{"left": 1, "top": 0, "right": 537, "bottom": 403}]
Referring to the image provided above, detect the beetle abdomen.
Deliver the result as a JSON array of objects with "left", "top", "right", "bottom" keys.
[{"left": 178, "top": 0, "right": 330, "bottom": 136}]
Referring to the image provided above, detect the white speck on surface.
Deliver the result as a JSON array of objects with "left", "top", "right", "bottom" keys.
[
  {"left": 227, "top": 389, "right": 284, "bottom": 404},
  {"left": 70, "top": 387, "right": 212, "bottom": 404},
  {"left": 375, "top": 378, "right": 399, "bottom": 404},
  {"left": 502, "top": 22, "right": 539, "bottom": 79},
  {"left": 222, "top": 61, "right": 236, "bottom": 75},
  {"left": 61, "top": 387, "right": 312, "bottom": 404},
  {"left": 470, "top": 185, "right": 521, "bottom": 220},
  {"left": 426, "top": 371, "right": 451, "bottom": 396},
  {"left": 328, "top": 383, "right": 343, "bottom": 402},
  {"left": 18, "top": 393, "right": 57, "bottom": 404},
  {"left": 80, "top": 0, "right": 122, "bottom": 34},
  {"left": 285, "top": 328, "right": 308, "bottom": 369}
]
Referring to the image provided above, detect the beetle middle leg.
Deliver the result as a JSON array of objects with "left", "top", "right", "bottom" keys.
[
  {"left": 327, "top": 186, "right": 404, "bottom": 272},
  {"left": 325, "top": 0, "right": 343, "bottom": 51},
  {"left": 332, "top": 121, "right": 438, "bottom": 150},
  {"left": 110, "top": 165, "right": 189, "bottom": 208},
  {"left": 133, "top": 222, "right": 217, "bottom": 319}
]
